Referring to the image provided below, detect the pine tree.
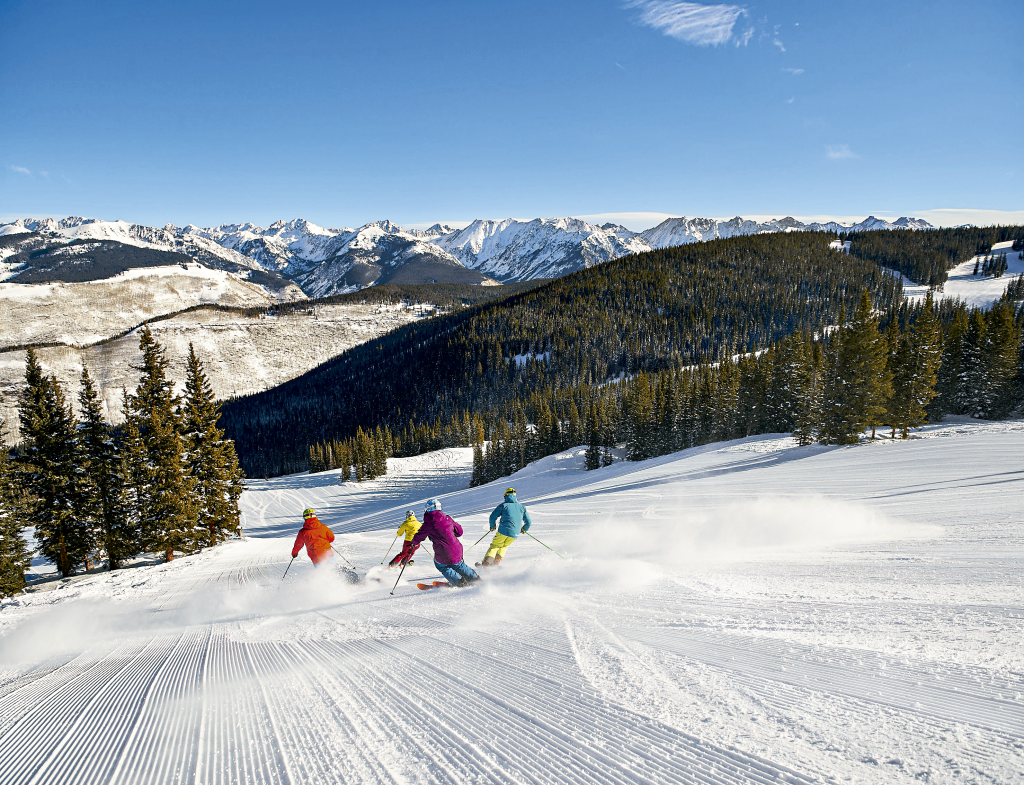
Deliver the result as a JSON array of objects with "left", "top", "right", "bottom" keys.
[
  {"left": 888, "top": 295, "right": 943, "bottom": 437},
  {"left": 78, "top": 366, "right": 135, "bottom": 569},
  {"left": 956, "top": 310, "right": 987, "bottom": 416},
  {"left": 931, "top": 306, "right": 968, "bottom": 418},
  {"left": 791, "top": 336, "right": 821, "bottom": 446},
  {"left": 982, "top": 302, "right": 1021, "bottom": 419},
  {"left": 585, "top": 402, "right": 601, "bottom": 470},
  {"left": 824, "top": 293, "right": 891, "bottom": 444},
  {"left": 126, "top": 328, "right": 197, "bottom": 561},
  {"left": 0, "top": 421, "right": 29, "bottom": 597},
  {"left": 181, "top": 344, "right": 245, "bottom": 548},
  {"left": 16, "top": 350, "right": 94, "bottom": 577}
]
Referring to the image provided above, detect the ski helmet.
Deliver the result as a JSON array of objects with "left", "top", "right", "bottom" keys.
[
  {"left": 425, "top": 498, "right": 441, "bottom": 512},
  {"left": 504, "top": 487, "right": 516, "bottom": 497},
  {"left": 405, "top": 509, "right": 415, "bottom": 517},
  {"left": 303, "top": 508, "right": 315, "bottom": 519}
]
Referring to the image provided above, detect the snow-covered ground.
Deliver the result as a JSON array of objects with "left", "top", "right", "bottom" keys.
[
  {"left": 1, "top": 420, "right": 1023, "bottom": 784},
  {"left": 0, "top": 264, "right": 278, "bottom": 346},
  {"left": 0, "top": 302, "right": 423, "bottom": 443},
  {"left": 899, "top": 251, "right": 1024, "bottom": 308}
]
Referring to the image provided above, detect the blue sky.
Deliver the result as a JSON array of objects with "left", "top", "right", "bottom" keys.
[{"left": 1, "top": 0, "right": 1021, "bottom": 230}]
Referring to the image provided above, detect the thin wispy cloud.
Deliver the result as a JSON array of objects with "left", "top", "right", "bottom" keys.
[
  {"left": 782, "top": 67, "right": 804, "bottom": 75},
  {"left": 772, "top": 24, "right": 785, "bottom": 51},
  {"left": 626, "top": 1, "right": 751, "bottom": 47},
  {"left": 826, "top": 144, "right": 857, "bottom": 160},
  {"left": 10, "top": 165, "right": 31, "bottom": 175}
]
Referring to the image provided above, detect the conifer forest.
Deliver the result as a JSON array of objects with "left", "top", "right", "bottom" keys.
[
  {"left": 220, "top": 229, "right": 1024, "bottom": 481},
  {"left": 2, "top": 227, "right": 1022, "bottom": 595},
  {"left": 0, "top": 329, "right": 245, "bottom": 595}
]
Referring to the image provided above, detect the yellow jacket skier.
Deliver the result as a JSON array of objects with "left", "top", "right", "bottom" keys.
[{"left": 388, "top": 510, "right": 422, "bottom": 568}]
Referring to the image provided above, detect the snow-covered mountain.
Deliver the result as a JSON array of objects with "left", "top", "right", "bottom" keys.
[
  {"left": 639, "top": 215, "right": 933, "bottom": 249},
  {"left": 433, "top": 217, "right": 652, "bottom": 281},
  {"left": 0, "top": 213, "right": 936, "bottom": 294}
]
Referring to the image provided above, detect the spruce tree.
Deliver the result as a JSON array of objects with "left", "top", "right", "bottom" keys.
[
  {"left": 0, "top": 422, "right": 29, "bottom": 597},
  {"left": 956, "top": 311, "right": 987, "bottom": 416},
  {"left": 78, "top": 366, "right": 135, "bottom": 569},
  {"left": 982, "top": 302, "right": 1021, "bottom": 419},
  {"left": 824, "top": 293, "right": 891, "bottom": 443},
  {"left": 126, "top": 328, "right": 197, "bottom": 561},
  {"left": 931, "top": 306, "right": 968, "bottom": 418},
  {"left": 791, "top": 337, "right": 821, "bottom": 446},
  {"left": 888, "top": 295, "right": 943, "bottom": 437},
  {"left": 16, "top": 350, "right": 93, "bottom": 577},
  {"left": 585, "top": 402, "right": 601, "bottom": 470},
  {"left": 181, "top": 344, "right": 245, "bottom": 548}
]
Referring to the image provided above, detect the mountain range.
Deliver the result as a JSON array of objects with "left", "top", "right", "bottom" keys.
[{"left": 1, "top": 214, "right": 934, "bottom": 299}]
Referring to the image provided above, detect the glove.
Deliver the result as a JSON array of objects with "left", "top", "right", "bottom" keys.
[
  {"left": 520, "top": 526, "right": 525, "bottom": 534},
  {"left": 489, "top": 526, "right": 495, "bottom": 532}
]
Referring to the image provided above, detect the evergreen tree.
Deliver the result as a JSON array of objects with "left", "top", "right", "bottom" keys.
[
  {"left": 585, "top": 402, "right": 602, "bottom": 470},
  {"left": 955, "top": 310, "right": 987, "bottom": 416},
  {"left": 181, "top": 344, "right": 245, "bottom": 548},
  {"left": 888, "top": 295, "right": 943, "bottom": 437},
  {"left": 0, "top": 422, "right": 29, "bottom": 597},
  {"left": 981, "top": 302, "right": 1021, "bottom": 419},
  {"left": 78, "top": 366, "right": 135, "bottom": 569},
  {"left": 931, "top": 306, "right": 968, "bottom": 418},
  {"left": 16, "top": 350, "right": 93, "bottom": 577},
  {"left": 126, "top": 328, "right": 197, "bottom": 561},
  {"left": 823, "top": 293, "right": 891, "bottom": 443}
]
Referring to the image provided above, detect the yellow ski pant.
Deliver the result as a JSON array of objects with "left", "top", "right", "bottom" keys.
[{"left": 485, "top": 533, "right": 516, "bottom": 560}]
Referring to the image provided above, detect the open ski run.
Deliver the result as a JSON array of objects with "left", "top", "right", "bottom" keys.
[{"left": 1, "top": 419, "right": 1022, "bottom": 784}]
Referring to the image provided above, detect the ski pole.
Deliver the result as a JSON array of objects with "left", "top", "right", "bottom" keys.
[
  {"left": 389, "top": 559, "right": 409, "bottom": 596},
  {"left": 381, "top": 535, "right": 399, "bottom": 564},
  {"left": 525, "top": 531, "right": 565, "bottom": 559},
  {"left": 467, "top": 529, "right": 492, "bottom": 552},
  {"left": 331, "top": 545, "right": 357, "bottom": 569},
  {"left": 282, "top": 555, "right": 296, "bottom": 580}
]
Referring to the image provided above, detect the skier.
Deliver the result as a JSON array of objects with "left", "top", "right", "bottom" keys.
[
  {"left": 410, "top": 498, "right": 481, "bottom": 587},
  {"left": 291, "top": 508, "right": 336, "bottom": 567},
  {"left": 388, "top": 509, "right": 422, "bottom": 568},
  {"left": 481, "top": 487, "right": 532, "bottom": 567}
]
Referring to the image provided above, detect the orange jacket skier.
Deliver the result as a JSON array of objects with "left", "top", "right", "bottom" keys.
[{"left": 291, "top": 508, "right": 335, "bottom": 565}]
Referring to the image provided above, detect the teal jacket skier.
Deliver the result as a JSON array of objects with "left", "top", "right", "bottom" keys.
[{"left": 481, "top": 488, "right": 532, "bottom": 566}]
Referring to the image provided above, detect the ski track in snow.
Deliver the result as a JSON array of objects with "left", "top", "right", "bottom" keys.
[{"left": 2, "top": 421, "right": 1023, "bottom": 784}]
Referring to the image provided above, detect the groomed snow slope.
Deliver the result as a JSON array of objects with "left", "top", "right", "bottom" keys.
[
  {"left": 1, "top": 420, "right": 1023, "bottom": 784},
  {"left": 900, "top": 252, "right": 1024, "bottom": 309}
]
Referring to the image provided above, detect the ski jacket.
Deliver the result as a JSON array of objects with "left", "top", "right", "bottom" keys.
[
  {"left": 489, "top": 495, "right": 532, "bottom": 538},
  {"left": 396, "top": 513, "right": 421, "bottom": 541},
  {"left": 411, "top": 510, "right": 464, "bottom": 566},
  {"left": 292, "top": 517, "right": 335, "bottom": 564}
]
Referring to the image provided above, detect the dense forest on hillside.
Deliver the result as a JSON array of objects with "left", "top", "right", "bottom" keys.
[
  {"left": 9, "top": 239, "right": 196, "bottom": 284},
  {"left": 847, "top": 226, "right": 1022, "bottom": 287},
  {"left": 248, "top": 279, "right": 552, "bottom": 315},
  {"left": 221, "top": 232, "right": 904, "bottom": 476}
]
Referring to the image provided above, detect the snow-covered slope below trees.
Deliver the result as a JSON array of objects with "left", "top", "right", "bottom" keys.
[
  {"left": 0, "top": 302, "right": 425, "bottom": 444},
  {"left": 898, "top": 251, "right": 1024, "bottom": 308},
  {"left": 2, "top": 419, "right": 1021, "bottom": 785},
  {"left": 0, "top": 264, "right": 278, "bottom": 347}
]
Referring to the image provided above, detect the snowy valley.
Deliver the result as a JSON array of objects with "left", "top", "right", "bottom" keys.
[{"left": 1, "top": 419, "right": 1021, "bottom": 784}]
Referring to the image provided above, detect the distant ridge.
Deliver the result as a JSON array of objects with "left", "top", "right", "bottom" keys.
[{"left": 1, "top": 213, "right": 934, "bottom": 294}]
